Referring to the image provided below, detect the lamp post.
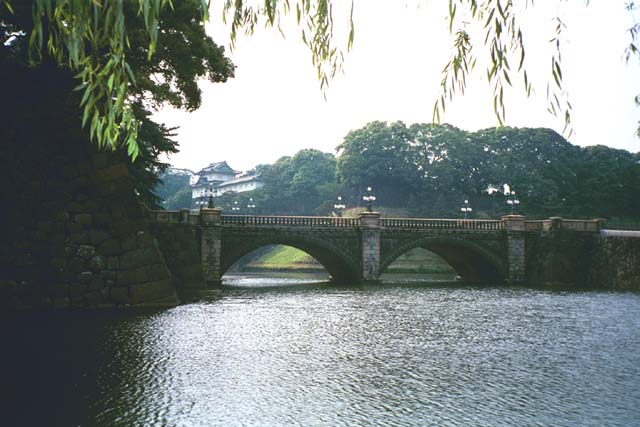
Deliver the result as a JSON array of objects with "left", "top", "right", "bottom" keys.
[
  {"left": 196, "top": 190, "right": 206, "bottom": 210},
  {"left": 362, "top": 186, "right": 376, "bottom": 212},
  {"left": 506, "top": 190, "right": 520, "bottom": 214},
  {"left": 231, "top": 200, "right": 240, "bottom": 213},
  {"left": 247, "top": 197, "right": 256, "bottom": 212},
  {"left": 207, "top": 184, "right": 214, "bottom": 208},
  {"left": 334, "top": 196, "right": 346, "bottom": 217},
  {"left": 460, "top": 199, "right": 473, "bottom": 219}
]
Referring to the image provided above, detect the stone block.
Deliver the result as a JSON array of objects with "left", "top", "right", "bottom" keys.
[
  {"left": 37, "top": 220, "right": 54, "bottom": 234},
  {"left": 13, "top": 252, "right": 34, "bottom": 267},
  {"left": 90, "top": 255, "right": 105, "bottom": 271},
  {"left": 84, "top": 291, "right": 104, "bottom": 307},
  {"left": 119, "top": 247, "right": 157, "bottom": 270},
  {"left": 92, "top": 152, "right": 110, "bottom": 169},
  {"left": 55, "top": 211, "right": 70, "bottom": 222},
  {"left": 52, "top": 297, "right": 70, "bottom": 309},
  {"left": 77, "top": 245, "right": 96, "bottom": 259},
  {"left": 50, "top": 257, "right": 66, "bottom": 270},
  {"left": 49, "top": 283, "right": 69, "bottom": 298},
  {"left": 70, "top": 295, "right": 86, "bottom": 308},
  {"left": 106, "top": 257, "right": 119, "bottom": 270},
  {"left": 98, "top": 239, "right": 121, "bottom": 256},
  {"left": 89, "top": 277, "right": 105, "bottom": 291},
  {"left": 90, "top": 230, "right": 110, "bottom": 246},
  {"left": 68, "top": 257, "right": 86, "bottom": 274},
  {"left": 128, "top": 279, "right": 175, "bottom": 305},
  {"left": 109, "top": 287, "right": 130, "bottom": 305},
  {"left": 121, "top": 235, "right": 137, "bottom": 252},
  {"left": 146, "top": 264, "right": 171, "bottom": 281},
  {"left": 112, "top": 221, "right": 136, "bottom": 238},
  {"left": 78, "top": 271, "right": 93, "bottom": 284},
  {"left": 133, "top": 266, "right": 149, "bottom": 283},
  {"left": 117, "top": 269, "right": 138, "bottom": 286},
  {"left": 67, "top": 201, "right": 91, "bottom": 213},
  {"left": 69, "top": 232, "right": 89, "bottom": 244},
  {"left": 0, "top": 280, "right": 18, "bottom": 292},
  {"left": 119, "top": 250, "right": 140, "bottom": 270},
  {"left": 69, "top": 282, "right": 88, "bottom": 298},
  {"left": 74, "top": 213, "right": 92, "bottom": 225},
  {"left": 136, "top": 231, "right": 154, "bottom": 247},
  {"left": 101, "top": 270, "right": 117, "bottom": 281},
  {"left": 49, "top": 234, "right": 66, "bottom": 251},
  {"left": 94, "top": 163, "right": 129, "bottom": 182},
  {"left": 93, "top": 213, "right": 110, "bottom": 227}
]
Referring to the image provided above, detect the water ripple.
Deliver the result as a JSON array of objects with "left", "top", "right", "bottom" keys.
[{"left": 2, "top": 283, "right": 640, "bottom": 426}]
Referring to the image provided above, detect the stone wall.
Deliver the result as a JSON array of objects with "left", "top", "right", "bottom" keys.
[
  {"left": 151, "top": 221, "right": 205, "bottom": 289},
  {"left": 588, "top": 236, "right": 640, "bottom": 290},
  {"left": 524, "top": 231, "right": 597, "bottom": 287},
  {"left": 0, "top": 65, "right": 178, "bottom": 310},
  {"left": 524, "top": 230, "right": 640, "bottom": 290}
]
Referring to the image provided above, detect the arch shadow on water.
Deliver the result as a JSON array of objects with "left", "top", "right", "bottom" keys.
[
  {"left": 221, "top": 244, "right": 337, "bottom": 289},
  {"left": 380, "top": 237, "right": 507, "bottom": 285}
]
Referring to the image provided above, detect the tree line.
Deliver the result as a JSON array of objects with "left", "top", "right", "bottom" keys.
[
  {"left": 1, "top": 1, "right": 234, "bottom": 209},
  {"left": 159, "top": 121, "right": 640, "bottom": 220}
]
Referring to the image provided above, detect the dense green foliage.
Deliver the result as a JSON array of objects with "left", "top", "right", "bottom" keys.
[
  {"left": 160, "top": 122, "right": 640, "bottom": 220},
  {"left": 156, "top": 169, "right": 194, "bottom": 209},
  {"left": 336, "top": 122, "right": 640, "bottom": 219},
  {"left": 243, "top": 149, "right": 337, "bottom": 215},
  {"left": 1, "top": 1, "right": 234, "bottom": 208},
  {"left": 5, "top": 0, "right": 634, "bottom": 155}
]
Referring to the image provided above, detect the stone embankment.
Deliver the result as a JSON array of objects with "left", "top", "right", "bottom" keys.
[
  {"left": 0, "top": 66, "right": 178, "bottom": 310},
  {"left": 589, "top": 232, "right": 640, "bottom": 291}
]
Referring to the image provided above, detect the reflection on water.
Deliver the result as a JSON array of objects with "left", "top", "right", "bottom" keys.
[{"left": 2, "top": 275, "right": 640, "bottom": 426}]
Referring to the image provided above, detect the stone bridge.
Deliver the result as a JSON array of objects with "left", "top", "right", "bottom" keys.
[{"left": 149, "top": 209, "right": 608, "bottom": 287}]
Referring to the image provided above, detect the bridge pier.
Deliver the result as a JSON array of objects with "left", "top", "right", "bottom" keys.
[
  {"left": 502, "top": 215, "right": 526, "bottom": 283},
  {"left": 201, "top": 208, "right": 222, "bottom": 286},
  {"left": 360, "top": 212, "right": 381, "bottom": 281}
]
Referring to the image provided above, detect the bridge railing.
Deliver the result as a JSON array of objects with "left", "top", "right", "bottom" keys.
[
  {"left": 603, "top": 221, "right": 640, "bottom": 231},
  {"left": 524, "top": 219, "right": 602, "bottom": 233},
  {"left": 561, "top": 219, "right": 601, "bottom": 232},
  {"left": 221, "top": 215, "right": 359, "bottom": 228},
  {"left": 524, "top": 221, "right": 545, "bottom": 232},
  {"left": 380, "top": 218, "right": 504, "bottom": 230},
  {"left": 147, "top": 210, "right": 185, "bottom": 223}
]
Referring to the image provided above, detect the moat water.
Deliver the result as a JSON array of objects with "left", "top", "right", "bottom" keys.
[{"left": 2, "top": 274, "right": 640, "bottom": 426}]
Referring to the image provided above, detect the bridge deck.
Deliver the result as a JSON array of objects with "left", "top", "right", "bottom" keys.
[
  {"left": 220, "top": 215, "right": 505, "bottom": 230},
  {"left": 149, "top": 210, "right": 604, "bottom": 233}
]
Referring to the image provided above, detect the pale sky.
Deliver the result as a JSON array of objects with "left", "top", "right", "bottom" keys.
[{"left": 153, "top": 0, "right": 640, "bottom": 172}]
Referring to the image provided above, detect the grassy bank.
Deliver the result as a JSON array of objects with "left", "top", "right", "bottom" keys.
[{"left": 231, "top": 245, "right": 456, "bottom": 275}]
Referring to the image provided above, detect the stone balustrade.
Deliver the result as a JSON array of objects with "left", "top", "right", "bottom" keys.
[
  {"left": 381, "top": 218, "right": 504, "bottom": 230},
  {"left": 147, "top": 210, "right": 608, "bottom": 234},
  {"left": 144, "top": 209, "right": 640, "bottom": 289},
  {"left": 524, "top": 218, "right": 603, "bottom": 233},
  {"left": 221, "top": 215, "right": 359, "bottom": 228}
]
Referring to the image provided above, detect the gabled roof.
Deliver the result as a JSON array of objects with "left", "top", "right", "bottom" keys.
[
  {"left": 195, "top": 161, "right": 239, "bottom": 176},
  {"left": 216, "top": 174, "right": 262, "bottom": 188}
]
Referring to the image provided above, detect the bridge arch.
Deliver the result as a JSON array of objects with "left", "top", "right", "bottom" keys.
[
  {"left": 380, "top": 237, "right": 507, "bottom": 283},
  {"left": 220, "top": 232, "right": 360, "bottom": 283}
]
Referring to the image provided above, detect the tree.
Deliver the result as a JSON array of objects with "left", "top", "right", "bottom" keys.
[
  {"left": 1, "top": 1, "right": 235, "bottom": 208},
  {"left": 337, "top": 121, "right": 421, "bottom": 206},
  {"left": 334, "top": 121, "right": 640, "bottom": 219},
  {"left": 573, "top": 145, "right": 640, "bottom": 219},
  {"left": 3, "top": 0, "right": 626, "bottom": 158},
  {"left": 253, "top": 149, "right": 337, "bottom": 215}
]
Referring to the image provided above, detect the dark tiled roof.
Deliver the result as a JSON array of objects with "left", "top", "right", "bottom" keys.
[
  {"left": 195, "top": 161, "right": 239, "bottom": 176},
  {"left": 216, "top": 174, "right": 262, "bottom": 188}
]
